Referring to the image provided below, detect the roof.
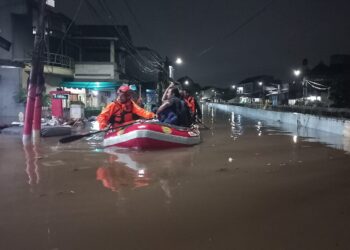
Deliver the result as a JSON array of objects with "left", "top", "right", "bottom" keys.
[
  {"left": 239, "top": 75, "right": 278, "bottom": 84},
  {"left": 70, "top": 25, "right": 131, "bottom": 41}
]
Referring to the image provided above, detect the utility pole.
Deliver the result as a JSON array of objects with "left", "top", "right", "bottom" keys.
[{"left": 23, "top": 0, "right": 46, "bottom": 143}]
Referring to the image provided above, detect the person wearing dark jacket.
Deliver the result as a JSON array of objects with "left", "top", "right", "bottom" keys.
[{"left": 156, "top": 83, "right": 191, "bottom": 127}]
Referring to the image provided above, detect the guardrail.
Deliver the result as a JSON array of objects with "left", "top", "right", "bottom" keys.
[{"left": 42, "top": 53, "right": 74, "bottom": 69}]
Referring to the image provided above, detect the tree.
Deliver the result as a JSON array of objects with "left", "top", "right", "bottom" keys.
[{"left": 330, "top": 80, "right": 350, "bottom": 108}]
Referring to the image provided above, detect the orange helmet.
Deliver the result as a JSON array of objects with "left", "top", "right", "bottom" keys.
[
  {"left": 118, "top": 85, "right": 131, "bottom": 94},
  {"left": 117, "top": 85, "right": 132, "bottom": 102}
]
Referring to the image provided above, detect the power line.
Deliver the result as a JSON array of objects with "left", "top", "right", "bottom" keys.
[
  {"left": 198, "top": 0, "right": 275, "bottom": 57},
  {"left": 57, "top": 0, "right": 84, "bottom": 53},
  {"left": 121, "top": 0, "right": 143, "bottom": 33},
  {"left": 88, "top": 0, "right": 162, "bottom": 75}
]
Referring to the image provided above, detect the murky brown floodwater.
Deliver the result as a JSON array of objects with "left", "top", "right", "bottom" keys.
[{"left": 1, "top": 105, "right": 350, "bottom": 250}]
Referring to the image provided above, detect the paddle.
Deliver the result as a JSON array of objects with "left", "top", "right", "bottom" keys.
[{"left": 59, "top": 120, "right": 138, "bottom": 144}]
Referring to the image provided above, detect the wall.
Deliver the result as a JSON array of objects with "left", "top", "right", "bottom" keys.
[
  {"left": 74, "top": 63, "right": 118, "bottom": 80},
  {"left": 12, "top": 13, "right": 33, "bottom": 61},
  {"left": 210, "top": 103, "right": 350, "bottom": 137},
  {"left": 0, "top": 67, "right": 25, "bottom": 123},
  {"left": 0, "top": 0, "right": 29, "bottom": 61}
]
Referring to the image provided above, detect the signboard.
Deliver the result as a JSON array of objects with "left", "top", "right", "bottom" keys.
[
  {"left": 53, "top": 94, "right": 68, "bottom": 99},
  {"left": 46, "top": 0, "right": 55, "bottom": 7}
]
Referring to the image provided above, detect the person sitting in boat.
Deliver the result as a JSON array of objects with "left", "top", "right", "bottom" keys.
[
  {"left": 97, "top": 85, "right": 155, "bottom": 129},
  {"left": 156, "top": 82, "right": 192, "bottom": 127},
  {"left": 182, "top": 89, "right": 202, "bottom": 124}
]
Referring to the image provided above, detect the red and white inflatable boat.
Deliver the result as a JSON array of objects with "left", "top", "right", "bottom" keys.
[{"left": 103, "top": 120, "right": 200, "bottom": 149}]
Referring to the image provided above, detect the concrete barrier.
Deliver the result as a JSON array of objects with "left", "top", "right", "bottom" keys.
[{"left": 209, "top": 103, "right": 350, "bottom": 136}]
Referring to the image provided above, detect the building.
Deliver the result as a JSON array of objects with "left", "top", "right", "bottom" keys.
[
  {"left": 292, "top": 55, "right": 350, "bottom": 107},
  {"left": 236, "top": 75, "right": 281, "bottom": 104},
  {"left": 0, "top": 0, "right": 134, "bottom": 122}
]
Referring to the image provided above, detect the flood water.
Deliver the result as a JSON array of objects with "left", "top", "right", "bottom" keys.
[{"left": 1, "top": 105, "right": 350, "bottom": 250}]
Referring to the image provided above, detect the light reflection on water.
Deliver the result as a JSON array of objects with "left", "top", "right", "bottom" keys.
[
  {"left": 20, "top": 105, "right": 350, "bottom": 193},
  {"left": 208, "top": 104, "right": 350, "bottom": 153},
  {"left": 230, "top": 112, "right": 243, "bottom": 140}
]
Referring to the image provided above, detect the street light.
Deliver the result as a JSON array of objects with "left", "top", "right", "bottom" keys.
[
  {"left": 293, "top": 69, "right": 301, "bottom": 77},
  {"left": 175, "top": 57, "right": 183, "bottom": 65},
  {"left": 258, "top": 81, "right": 263, "bottom": 86},
  {"left": 184, "top": 80, "right": 189, "bottom": 85},
  {"left": 231, "top": 85, "right": 236, "bottom": 89}
]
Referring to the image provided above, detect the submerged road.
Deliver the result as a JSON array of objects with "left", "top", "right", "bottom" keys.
[{"left": 1, "top": 105, "right": 350, "bottom": 250}]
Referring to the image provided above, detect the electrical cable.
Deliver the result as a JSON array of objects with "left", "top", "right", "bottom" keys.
[
  {"left": 86, "top": 0, "right": 160, "bottom": 74},
  {"left": 198, "top": 0, "right": 275, "bottom": 57}
]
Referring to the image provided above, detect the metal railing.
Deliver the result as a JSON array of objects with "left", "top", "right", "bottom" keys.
[{"left": 42, "top": 53, "right": 74, "bottom": 69}]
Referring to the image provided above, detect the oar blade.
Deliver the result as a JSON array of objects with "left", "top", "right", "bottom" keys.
[{"left": 59, "top": 134, "right": 88, "bottom": 144}]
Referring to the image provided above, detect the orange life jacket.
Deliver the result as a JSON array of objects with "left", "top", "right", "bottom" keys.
[
  {"left": 112, "top": 100, "right": 134, "bottom": 124},
  {"left": 97, "top": 100, "right": 155, "bottom": 129}
]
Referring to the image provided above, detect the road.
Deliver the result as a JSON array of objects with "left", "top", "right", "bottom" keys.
[{"left": 0, "top": 105, "right": 350, "bottom": 250}]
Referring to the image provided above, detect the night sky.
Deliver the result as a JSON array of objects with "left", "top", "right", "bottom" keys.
[{"left": 57, "top": 0, "right": 350, "bottom": 87}]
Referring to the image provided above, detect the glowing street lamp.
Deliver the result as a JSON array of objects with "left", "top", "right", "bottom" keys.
[
  {"left": 231, "top": 85, "right": 236, "bottom": 89},
  {"left": 258, "top": 81, "right": 263, "bottom": 86},
  {"left": 293, "top": 69, "right": 301, "bottom": 77},
  {"left": 184, "top": 80, "right": 189, "bottom": 85},
  {"left": 175, "top": 57, "right": 183, "bottom": 65}
]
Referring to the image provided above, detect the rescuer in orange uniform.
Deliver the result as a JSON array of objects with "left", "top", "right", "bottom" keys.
[
  {"left": 182, "top": 89, "right": 202, "bottom": 123},
  {"left": 97, "top": 85, "right": 155, "bottom": 129}
]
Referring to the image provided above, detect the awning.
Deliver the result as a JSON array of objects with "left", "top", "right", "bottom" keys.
[{"left": 61, "top": 81, "right": 122, "bottom": 90}]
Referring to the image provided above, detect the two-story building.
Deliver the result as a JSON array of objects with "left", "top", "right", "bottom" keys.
[
  {"left": 236, "top": 75, "right": 281, "bottom": 104},
  {"left": 0, "top": 0, "right": 132, "bottom": 122}
]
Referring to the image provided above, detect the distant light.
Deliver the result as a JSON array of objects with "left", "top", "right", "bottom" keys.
[
  {"left": 293, "top": 69, "right": 301, "bottom": 77},
  {"left": 175, "top": 57, "right": 183, "bottom": 65},
  {"left": 184, "top": 80, "right": 189, "bottom": 85},
  {"left": 232, "top": 85, "right": 236, "bottom": 89},
  {"left": 258, "top": 81, "right": 263, "bottom": 86},
  {"left": 95, "top": 82, "right": 100, "bottom": 87},
  {"left": 211, "top": 89, "right": 215, "bottom": 92},
  {"left": 46, "top": 0, "right": 55, "bottom": 8},
  {"left": 307, "top": 95, "right": 321, "bottom": 102}
]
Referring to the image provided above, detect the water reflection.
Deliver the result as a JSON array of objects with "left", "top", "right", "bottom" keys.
[
  {"left": 279, "top": 122, "right": 350, "bottom": 153},
  {"left": 23, "top": 144, "right": 41, "bottom": 185},
  {"left": 293, "top": 135, "right": 298, "bottom": 144},
  {"left": 221, "top": 108, "right": 350, "bottom": 153},
  {"left": 96, "top": 149, "right": 150, "bottom": 192},
  {"left": 256, "top": 121, "right": 263, "bottom": 137},
  {"left": 230, "top": 112, "right": 243, "bottom": 140},
  {"left": 206, "top": 105, "right": 350, "bottom": 153},
  {"left": 97, "top": 147, "right": 196, "bottom": 203}
]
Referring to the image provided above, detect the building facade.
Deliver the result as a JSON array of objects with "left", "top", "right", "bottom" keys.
[{"left": 0, "top": 0, "right": 132, "bottom": 122}]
